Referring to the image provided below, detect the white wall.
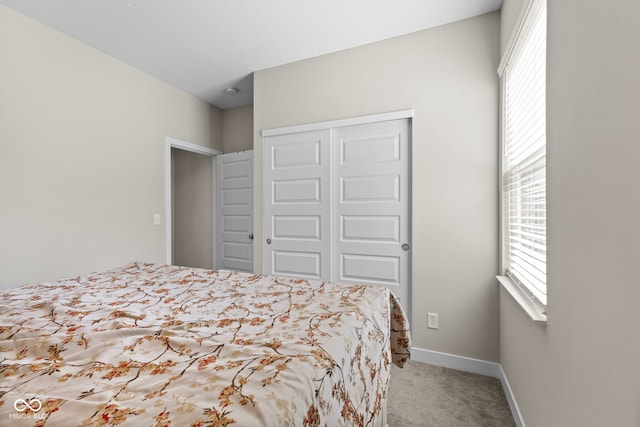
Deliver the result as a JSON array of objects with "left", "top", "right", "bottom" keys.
[
  {"left": 254, "top": 13, "right": 501, "bottom": 362},
  {"left": 0, "top": 5, "right": 221, "bottom": 288},
  {"left": 499, "top": 0, "right": 640, "bottom": 425}
]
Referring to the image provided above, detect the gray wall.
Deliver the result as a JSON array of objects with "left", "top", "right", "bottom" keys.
[
  {"left": 499, "top": 0, "right": 526, "bottom": 54},
  {"left": 222, "top": 105, "right": 253, "bottom": 153},
  {"left": 171, "top": 148, "right": 214, "bottom": 270},
  {"left": 254, "top": 13, "right": 501, "bottom": 362},
  {"left": 499, "top": 0, "right": 640, "bottom": 425},
  {"left": 0, "top": 5, "right": 221, "bottom": 288}
]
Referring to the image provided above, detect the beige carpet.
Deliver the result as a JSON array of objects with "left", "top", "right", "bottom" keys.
[{"left": 387, "top": 361, "right": 516, "bottom": 427}]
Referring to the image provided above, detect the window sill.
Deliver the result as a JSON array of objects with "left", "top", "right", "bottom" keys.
[{"left": 497, "top": 275, "right": 547, "bottom": 326}]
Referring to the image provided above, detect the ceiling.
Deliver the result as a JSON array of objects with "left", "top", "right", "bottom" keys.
[{"left": 1, "top": 0, "right": 502, "bottom": 109}]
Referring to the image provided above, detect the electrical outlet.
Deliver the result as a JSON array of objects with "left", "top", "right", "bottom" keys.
[{"left": 427, "top": 312, "right": 438, "bottom": 329}]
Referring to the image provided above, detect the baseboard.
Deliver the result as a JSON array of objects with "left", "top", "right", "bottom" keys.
[
  {"left": 410, "top": 347, "right": 501, "bottom": 378},
  {"left": 409, "top": 347, "right": 525, "bottom": 427},
  {"left": 498, "top": 364, "right": 525, "bottom": 427}
]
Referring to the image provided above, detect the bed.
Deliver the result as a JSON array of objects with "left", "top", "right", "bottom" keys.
[{"left": 0, "top": 262, "right": 410, "bottom": 426}]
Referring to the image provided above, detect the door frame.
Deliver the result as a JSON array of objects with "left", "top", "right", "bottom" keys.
[
  {"left": 164, "top": 137, "right": 221, "bottom": 265},
  {"left": 262, "top": 109, "right": 414, "bottom": 137}
]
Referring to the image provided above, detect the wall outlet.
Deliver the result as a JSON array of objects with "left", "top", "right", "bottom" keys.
[{"left": 427, "top": 312, "right": 438, "bottom": 329}]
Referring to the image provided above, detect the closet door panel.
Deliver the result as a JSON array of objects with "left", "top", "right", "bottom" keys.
[
  {"left": 263, "top": 130, "right": 332, "bottom": 280},
  {"left": 332, "top": 119, "right": 411, "bottom": 304}
]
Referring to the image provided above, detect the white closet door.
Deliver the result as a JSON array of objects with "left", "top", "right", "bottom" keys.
[
  {"left": 217, "top": 151, "right": 253, "bottom": 272},
  {"left": 332, "top": 119, "right": 411, "bottom": 304},
  {"left": 263, "top": 130, "right": 332, "bottom": 279}
]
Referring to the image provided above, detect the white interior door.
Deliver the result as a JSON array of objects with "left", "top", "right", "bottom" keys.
[
  {"left": 217, "top": 151, "right": 253, "bottom": 272},
  {"left": 263, "top": 130, "right": 332, "bottom": 279},
  {"left": 332, "top": 119, "right": 411, "bottom": 305}
]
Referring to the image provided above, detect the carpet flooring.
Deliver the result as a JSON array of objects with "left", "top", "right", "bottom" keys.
[{"left": 387, "top": 360, "right": 516, "bottom": 427}]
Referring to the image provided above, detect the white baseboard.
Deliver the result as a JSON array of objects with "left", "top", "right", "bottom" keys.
[
  {"left": 410, "top": 347, "right": 501, "bottom": 378},
  {"left": 498, "top": 364, "right": 525, "bottom": 427},
  {"left": 409, "top": 347, "right": 525, "bottom": 427}
]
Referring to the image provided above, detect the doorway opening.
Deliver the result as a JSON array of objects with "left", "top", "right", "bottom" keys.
[{"left": 164, "top": 137, "right": 221, "bottom": 268}]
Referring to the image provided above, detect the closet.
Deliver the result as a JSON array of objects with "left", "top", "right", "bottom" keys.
[{"left": 263, "top": 116, "right": 411, "bottom": 305}]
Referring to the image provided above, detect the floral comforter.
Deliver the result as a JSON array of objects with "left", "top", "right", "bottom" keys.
[{"left": 0, "top": 262, "right": 410, "bottom": 426}]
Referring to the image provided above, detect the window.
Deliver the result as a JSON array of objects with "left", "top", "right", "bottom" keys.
[{"left": 499, "top": 0, "right": 547, "bottom": 308}]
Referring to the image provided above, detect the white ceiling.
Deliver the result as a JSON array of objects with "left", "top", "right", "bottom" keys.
[{"left": 1, "top": 0, "right": 502, "bottom": 109}]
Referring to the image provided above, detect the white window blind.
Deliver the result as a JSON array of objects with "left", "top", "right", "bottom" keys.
[{"left": 500, "top": 0, "right": 547, "bottom": 306}]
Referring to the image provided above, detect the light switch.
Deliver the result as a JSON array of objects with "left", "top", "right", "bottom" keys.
[{"left": 153, "top": 214, "right": 161, "bottom": 225}]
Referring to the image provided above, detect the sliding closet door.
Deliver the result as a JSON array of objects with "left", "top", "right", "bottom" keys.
[
  {"left": 263, "top": 130, "right": 332, "bottom": 279},
  {"left": 332, "top": 119, "right": 411, "bottom": 304},
  {"left": 263, "top": 117, "right": 411, "bottom": 307}
]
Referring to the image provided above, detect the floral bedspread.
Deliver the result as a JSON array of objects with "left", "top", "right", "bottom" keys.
[{"left": 0, "top": 262, "right": 410, "bottom": 426}]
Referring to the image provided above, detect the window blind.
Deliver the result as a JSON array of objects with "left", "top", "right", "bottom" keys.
[{"left": 501, "top": 0, "right": 547, "bottom": 306}]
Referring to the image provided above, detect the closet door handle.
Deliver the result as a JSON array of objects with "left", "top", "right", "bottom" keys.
[
  {"left": 401, "top": 243, "right": 410, "bottom": 251},
  {"left": 249, "top": 234, "right": 253, "bottom": 240},
  {"left": 266, "top": 238, "right": 272, "bottom": 245}
]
